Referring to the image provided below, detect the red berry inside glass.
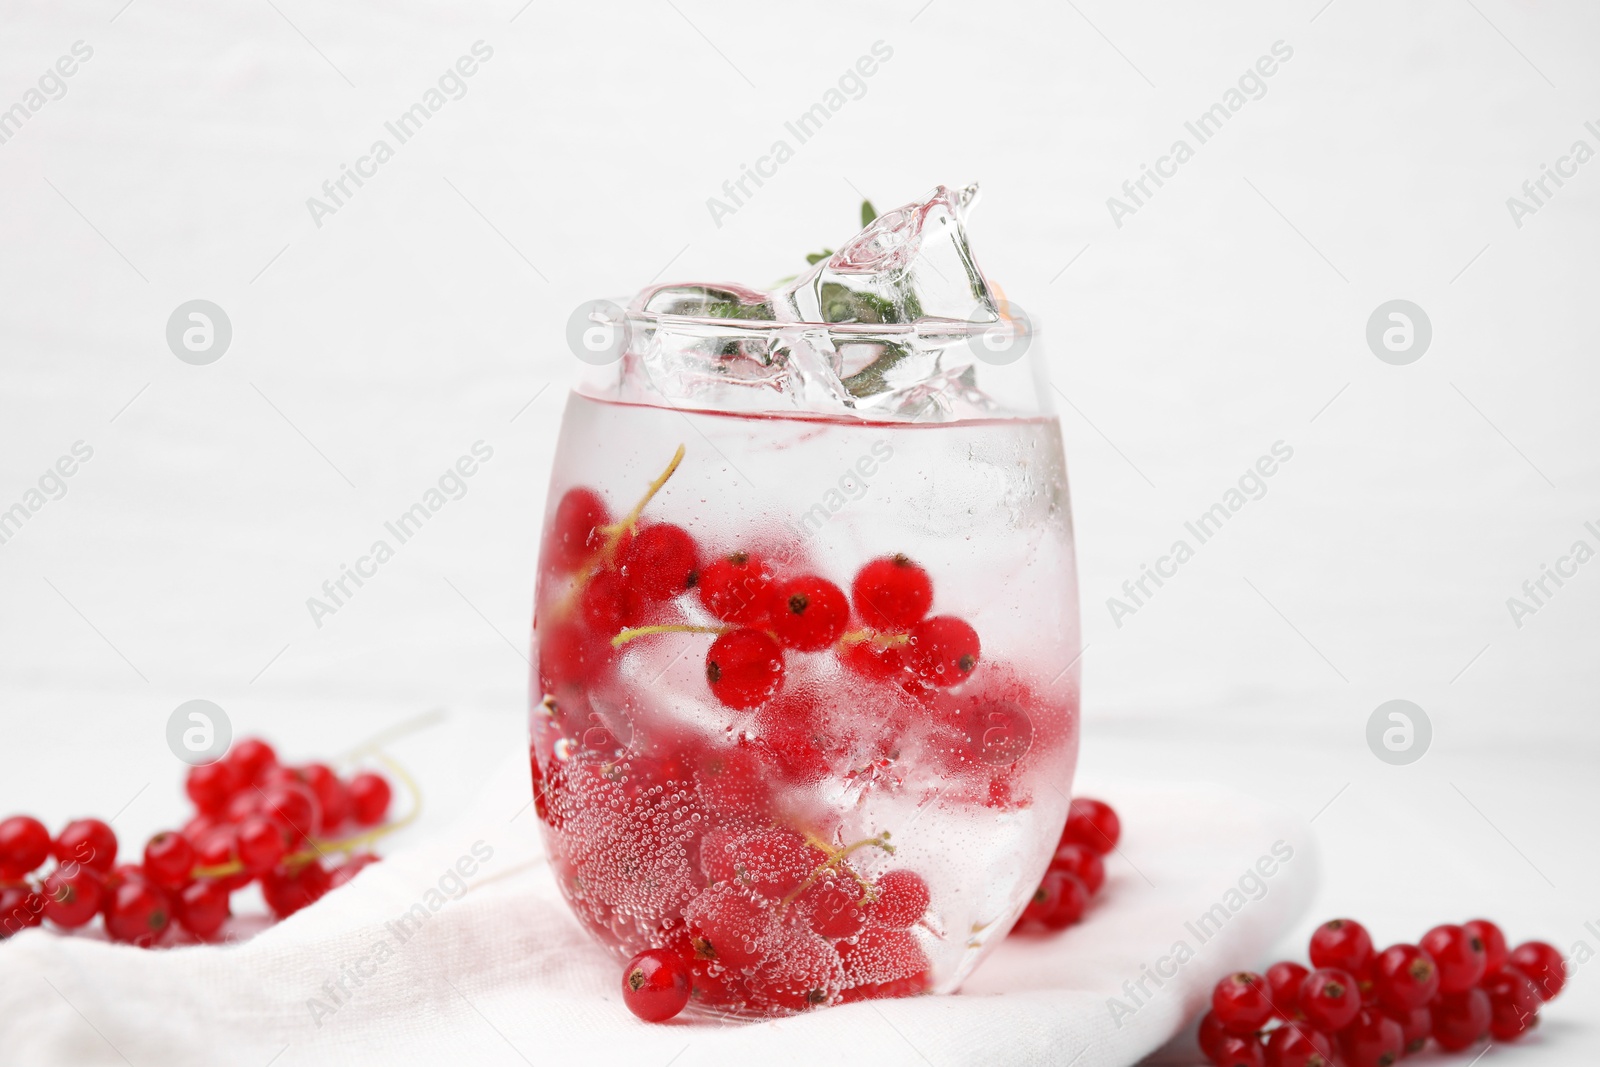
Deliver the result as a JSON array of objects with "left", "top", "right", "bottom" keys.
[
  {"left": 905, "top": 615, "right": 980, "bottom": 686},
  {"left": 768, "top": 575, "right": 850, "bottom": 652},
  {"left": 705, "top": 628, "right": 785, "bottom": 709},
  {"left": 851, "top": 554, "right": 933, "bottom": 629},
  {"left": 697, "top": 551, "right": 773, "bottom": 625},
  {"left": 549, "top": 487, "right": 610, "bottom": 572},
  {"left": 871, "top": 870, "right": 930, "bottom": 929},
  {"left": 621, "top": 522, "right": 700, "bottom": 601},
  {"left": 622, "top": 947, "right": 693, "bottom": 1022}
]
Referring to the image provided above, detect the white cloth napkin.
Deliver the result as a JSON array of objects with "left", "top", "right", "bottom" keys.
[{"left": 0, "top": 757, "right": 1316, "bottom": 1067}]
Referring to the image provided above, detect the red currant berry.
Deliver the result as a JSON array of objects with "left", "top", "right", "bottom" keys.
[
  {"left": 621, "top": 522, "right": 700, "bottom": 600},
  {"left": 225, "top": 737, "right": 279, "bottom": 786},
  {"left": 1198, "top": 1010, "right": 1232, "bottom": 1060},
  {"left": 1263, "top": 1023, "right": 1335, "bottom": 1067},
  {"left": 1371, "top": 944, "right": 1439, "bottom": 1015},
  {"left": 1210, "top": 1033, "right": 1266, "bottom": 1067},
  {"left": 1389, "top": 1005, "right": 1430, "bottom": 1055},
  {"left": 224, "top": 789, "right": 262, "bottom": 824},
  {"left": 184, "top": 760, "right": 239, "bottom": 815},
  {"left": 261, "top": 861, "right": 331, "bottom": 918},
  {"left": 1061, "top": 797, "right": 1121, "bottom": 854},
  {"left": 697, "top": 551, "right": 773, "bottom": 626},
  {"left": 1420, "top": 923, "right": 1487, "bottom": 994},
  {"left": 1336, "top": 1009, "right": 1403, "bottom": 1067},
  {"left": 685, "top": 888, "right": 772, "bottom": 969},
  {"left": 871, "top": 870, "right": 930, "bottom": 928},
  {"left": 538, "top": 620, "right": 612, "bottom": 688},
  {"left": 1048, "top": 841, "right": 1105, "bottom": 896},
  {"left": 143, "top": 832, "right": 196, "bottom": 889},
  {"left": 800, "top": 873, "right": 866, "bottom": 939},
  {"left": 1019, "top": 869, "right": 1088, "bottom": 931},
  {"left": 0, "top": 885, "right": 46, "bottom": 937},
  {"left": 1298, "top": 967, "right": 1361, "bottom": 1032},
  {"left": 52, "top": 818, "right": 118, "bottom": 874},
  {"left": 347, "top": 772, "right": 392, "bottom": 827},
  {"left": 1484, "top": 966, "right": 1541, "bottom": 1041},
  {"left": 1308, "top": 918, "right": 1373, "bottom": 975},
  {"left": 1213, "top": 971, "right": 1275, "bottom": 1036},
  {"left": 1462, "top": 918, "right": 1508, "bottom": 973},
  {"left": 732, "top": 828, "right": 825, "bottom": 900},
  {"left": 580, "top": 568, "right": 635, "bottom": 634},
  {"left": 176, "top": 880, "right": 231, "bottom": 939},
  {"left": 1430, "top": 988, "right": 1491, "bottom": 1051},
  {"left": 621, "top": 947, "right": 692, "bottom": 1022},
  {"left": 0, "top": 816, "right": 52, "bottom": 878},
  {"left": 41, "top": 866, "right": 104, "bottom": 928},
  {"left": 1509, "top": 940, "right": 1566, "bottom": 1001},
  {"left": 105, "top": 878, "right": 172, "bottom": 946},
  {"left": 195, "top": 828, "right": 251, "bottom": 892},
  {"left": 906, "top": 615, "right": 979, "bottom": 685},
  {"left": 1265, "top": 960, "right": 1308, "bottom": 1021},
  {"left": 852, "top": 554, "right": 933, "bottom": 629},
  {"left": 705, "top": 628, "right": 785, "bottom": 709},
  {"left": 692, "top": 744, "right": 775, "bottom": 822},
  {"left": 235, "top": 816, "right": 288, "bottom": 874},
  {"left": 549, "top": 487, "right": 610, "bottom": 572},
  {"left": 301, "top": 763, "right": 349, "bottom": 834},
  {"left": 260, "top": 783, "right": 319, "bottom": 844},
  {"left": 768, "top": 575, "right": 850, "bottom": 651}
]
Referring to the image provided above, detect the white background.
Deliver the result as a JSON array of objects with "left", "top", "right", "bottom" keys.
[{"left": 1, "top": 1, "right": 1596, "bottom": 1063}]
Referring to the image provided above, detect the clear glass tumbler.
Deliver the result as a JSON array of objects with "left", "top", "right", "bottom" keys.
[{"left": 529, "top": 310, "right": 1079, "bottom": 1018}]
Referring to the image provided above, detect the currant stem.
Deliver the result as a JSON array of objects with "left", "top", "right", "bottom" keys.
[
  {"left": 611, "top": 623, "right": 732, "bottom": 648},
  {"left": 838, "top": 629, "right": 909, "bottom": 648},
  {"left": 555, "top": 443, "right": 688, "bottom": 614},
  {"left": 781, "top": 831, "right": 895, "bottom": 908}
]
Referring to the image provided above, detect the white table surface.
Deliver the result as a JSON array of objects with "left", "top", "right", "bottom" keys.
[{"left": 2, "top": 1, "right": 1597, "bottom": 1063}]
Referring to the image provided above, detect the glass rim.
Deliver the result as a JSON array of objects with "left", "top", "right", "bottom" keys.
[{"left": 620, "top": 308, "right": 1034, "bottom": 339}]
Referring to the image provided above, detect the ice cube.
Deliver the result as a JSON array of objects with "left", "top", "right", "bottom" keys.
[
  {"left": 631, "top": 281, "right": 774, "bottom": 321},
  {"left": 585, "top": 183, "right": 1029, "bottom": 423},
  {"left": 772, "top": 183, "right": 999, "bottom": 326}
]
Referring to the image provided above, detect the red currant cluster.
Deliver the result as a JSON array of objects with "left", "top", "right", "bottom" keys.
[
  {"left": 0, "top": 737, "right": 397, "bottom": 947},
  {"left": 616, "top": 822, "right": 933, "bottom": 1022},
  {"left": 535, "top": 448, "right": 1074, "bottom": 1020},
  {"left": 1012, "top": 797, "right": 1119, "bottom": 934},
  {"left": 539, "top": 452, "right": 982, "bottom": 712},
  {"left": 1201, "top": 917, "right": 1568, "bottom": 1066}
]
